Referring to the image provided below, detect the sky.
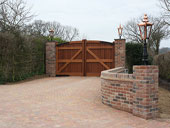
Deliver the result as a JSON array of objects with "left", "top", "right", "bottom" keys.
[{"left": 28, "top": 0, "right": 170, "bottom": 48}]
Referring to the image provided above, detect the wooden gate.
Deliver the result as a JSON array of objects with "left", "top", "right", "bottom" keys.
[{"left": 56, "top": 40, "right": 115, "bottom": 76}]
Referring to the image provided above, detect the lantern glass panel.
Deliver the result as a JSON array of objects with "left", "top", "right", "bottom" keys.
[
  {"left": 49, "top": 31, "right": 54, "bottom": 37},
  {"left": 118, "top": 28, "right": 122, "bottom": 36},
  {"left": 139, "top": 25, "right": 145, "bottom": 40},
  {"left": 146, "top": 25, "right": 152, "bottom": 39}
]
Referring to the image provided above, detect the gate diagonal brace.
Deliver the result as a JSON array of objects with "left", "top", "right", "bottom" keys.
[
  {"left": 86, "top": 48, "right": 110, "bottom": 70},
  {"left": 58, "top": 49, "right": 82, "bottom": 73}
]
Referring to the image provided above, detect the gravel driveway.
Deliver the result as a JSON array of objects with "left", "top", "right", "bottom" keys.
[{"left": 0, "top": 77, "right": 169, "bottom": 128}]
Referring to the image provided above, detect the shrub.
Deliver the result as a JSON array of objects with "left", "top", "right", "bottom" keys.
[
  {"left": 126, "top": 42, "right": 143, "bottom": 73},
  {"left": 47, "top": 37, "right": 66, "bottom": 44},
  {"left": 153, "top": 52, "right": 170, "bottom": 82}
]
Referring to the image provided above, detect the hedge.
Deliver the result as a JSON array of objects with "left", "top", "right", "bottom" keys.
[
  {"left": 126, "top": 42, "right": 143, "bottom": 73},
  {"left": 126, "top": 42, "right": 153, "bottom": 73},
  {"left": 0, "top": 32, "right": 46, "bottom": 84}
]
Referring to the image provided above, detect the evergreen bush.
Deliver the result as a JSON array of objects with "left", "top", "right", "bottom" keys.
[{"left": 126, "top": 42, "right": 143, "bottom": 73}]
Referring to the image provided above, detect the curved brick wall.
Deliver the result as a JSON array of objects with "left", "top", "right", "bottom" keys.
[
  {"left": 101, "top": 67, "right": 134, "bottom": 113},
  {"left": 101, "top": 66, "right": 159, "bottom": 119}
]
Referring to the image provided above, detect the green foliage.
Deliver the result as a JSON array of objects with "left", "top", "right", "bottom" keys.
[
  {"left": 0, "top": 32, "right": 46, "bottom": 84},
  {"left": 54, "top": 37, "right": 66, "bottom": 44},
  {"left": 126, "top": 42, "right": 143, "bottom": 73},
  {"left": 46, "top": 37, "right": 66, "bottom": 44},
  {"left": 126, "top": 42, "right": 153, "bottom": 73}
]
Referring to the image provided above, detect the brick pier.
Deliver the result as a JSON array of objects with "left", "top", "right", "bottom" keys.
[
  {"left": 46, "top": 42, "right": 56, "bottom": 77},
  {"left": 133, "top": 66, "right": 159, "bottom": 119}
]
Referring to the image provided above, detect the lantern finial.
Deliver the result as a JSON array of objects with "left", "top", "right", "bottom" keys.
[{"left": 143, "top": 14, "right": 149, "bottom": 22}]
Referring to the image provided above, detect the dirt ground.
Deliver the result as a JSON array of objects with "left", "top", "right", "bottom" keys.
[{"left": 159, "top": 79, "right": 170, "bottom": 120}]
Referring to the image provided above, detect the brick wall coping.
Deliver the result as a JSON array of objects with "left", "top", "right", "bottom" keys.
[
  {"left": 101, "top": 67, "right": 133, "bottom": 82},
  {"left": 133, "top": 65, "right": 158, "bottom": 69},
  {"left": 114, "top": 39, "right": 126, "bottom": 41}
]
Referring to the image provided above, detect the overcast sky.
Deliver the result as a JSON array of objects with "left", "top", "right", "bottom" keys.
[{"left": 28, "top": 0, "right": 170, "bottom": 48}]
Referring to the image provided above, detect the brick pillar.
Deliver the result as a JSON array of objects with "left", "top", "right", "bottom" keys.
[
  {"left": 114, "top": 39, "right": 125, "bottom": 68},
  {"left": 46, "top": 42, "right": 56, "bottom": 77},
  {"left": 133, "top": 66, "right": 159, "bottom": 119}
]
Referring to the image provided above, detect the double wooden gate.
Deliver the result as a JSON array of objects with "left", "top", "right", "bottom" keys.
[{"left": 56, "top": 40, "right": 115, "bottom": 76}]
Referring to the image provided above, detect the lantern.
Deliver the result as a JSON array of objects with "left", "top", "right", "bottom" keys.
[
  {"left": 49, "top": 29, "right": 54, "bottom": 41},
  {"left": 138, "top": 14, "right": 153, "bottom": 40},
  {"left": 118, "top": 24, "right": 123, "bottom": 39},
  {"left": 138, "top": 14, "right": 153, "bottom": 65}
]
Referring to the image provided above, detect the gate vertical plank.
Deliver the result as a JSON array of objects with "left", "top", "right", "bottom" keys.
[
  {"left": 56, "top": 45, "right": 59, "bottom": 74},
  {"left": 82, "top": 40, "right": 85, "bottom": 76},
  {"left": 112, "top": 42, "right": 115, "bottom": 68},
  {"left": 82, "top": 39, "right": 87, "bottom": 76},
  {"left": 84, "top": 40, "right": 87, "bottom": 76}
]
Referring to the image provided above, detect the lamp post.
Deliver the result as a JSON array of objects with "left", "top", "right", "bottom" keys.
[
  {"left": 49, "top": 29, "right": 54, "bottom": 42},
  {"left": 118, "top": 24, "right": 123, "bottom": 39},
  {"left": 138, "top": 14, "right": 153, "bottom": 65}
]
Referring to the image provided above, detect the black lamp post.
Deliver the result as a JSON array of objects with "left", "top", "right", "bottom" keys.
[
  {"left": 138, "top": 14, "right": 153, "bottom": 65},
  {"left": 49, "top": 29, "right": 54, "bottom": 42},
  {"left": 118, "top": 24, "right": 123, "bottom": 39}
]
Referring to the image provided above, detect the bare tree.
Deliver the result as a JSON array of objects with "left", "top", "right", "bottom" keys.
[
  {"left": 123, "top": 18, "right": 142, "bottom": 43},
  {"left": 159, "top": 0, "right": 170, "bottom": 11},
  {"left": 45, "top": 21, "right": 66, "bottom": 38},
  {"left": 159, "top": 0, "right": 170, "bottom": 24},
  {"left": 26, "top": 20, "right": 80, "bottom": 41},
  {"left": 64, "top": 26, "right": 79, "bottom": 41},
  {"left": 0, "top": 0, "right": 7, "bottom": 5},
  {"left": 0, "top": 0, "right": 34, "bottom": 32},
  {"left": 149, "top": 17, "right": 170, "bottom": 54},
  {"left": 123, "top": 15, "right": 170, "bottom": 55},
  {"left": 25, "top": 20, "right": 47, "bottom": 36}
]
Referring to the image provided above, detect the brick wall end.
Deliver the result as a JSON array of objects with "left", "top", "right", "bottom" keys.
[{"left": 132, "top": 65, "right": 159, "bottom": 119}]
